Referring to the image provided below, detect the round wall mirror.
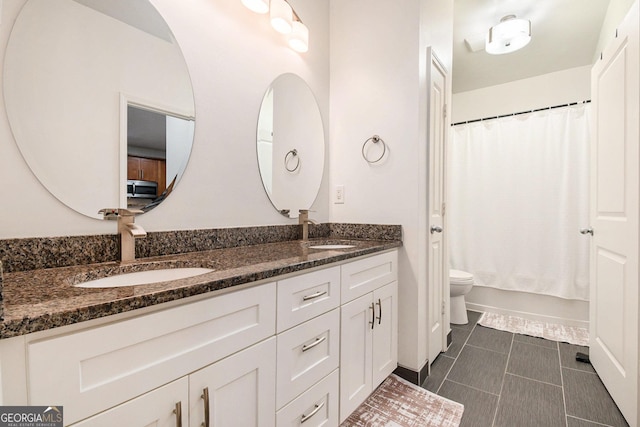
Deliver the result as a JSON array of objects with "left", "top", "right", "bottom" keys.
[
  {"left": 256, "top": 74, "right": 325, "bottom": 218},
  {"left": 4, "top": 0, "right": 195, "bottom": 218}
]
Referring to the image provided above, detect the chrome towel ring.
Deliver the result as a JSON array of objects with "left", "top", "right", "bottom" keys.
[
  {"left": 284, "top": 149, "right": 300, "bottom": 172},
  {"left": 362, "top": 135, "right": 387, "bottom": 163}
]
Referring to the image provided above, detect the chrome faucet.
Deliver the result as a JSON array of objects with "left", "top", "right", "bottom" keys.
[
  {"left": 298, "top": 209, "right": 318, "bottom": 241},
  {"left": 99, "top": 208, "right": 147, "bottom": 262}
]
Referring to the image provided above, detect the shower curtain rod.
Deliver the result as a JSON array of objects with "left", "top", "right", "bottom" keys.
[{"left": 451, "top": 99, "right": 591, "bottom": 127}]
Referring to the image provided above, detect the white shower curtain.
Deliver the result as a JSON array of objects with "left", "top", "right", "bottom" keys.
[{"left": 449, "top": 104, "right": 590, "bottom": 300}]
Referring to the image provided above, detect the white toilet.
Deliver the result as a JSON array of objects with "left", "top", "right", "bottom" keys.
[{"left": 450, "top": 269, "right": 474, "bottom": 325}]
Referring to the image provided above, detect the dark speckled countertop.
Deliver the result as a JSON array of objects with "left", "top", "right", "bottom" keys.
[{"left": 0, "top": 238, "right": 401, "bottom": 339}]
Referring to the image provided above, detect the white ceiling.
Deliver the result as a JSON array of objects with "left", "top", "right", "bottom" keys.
[{"left": 453, "top": 0, "right": 611, "bottom": 93}]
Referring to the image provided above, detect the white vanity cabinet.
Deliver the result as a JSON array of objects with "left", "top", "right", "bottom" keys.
[
  {"left": 339, "top": 252, "right": 398, "bottom": 422},
  {"left": 27, "top": 283, "right": 276, "bottom": 426},
  {"left": 0, "top": 248, "right": 399, "bottom": 427}
]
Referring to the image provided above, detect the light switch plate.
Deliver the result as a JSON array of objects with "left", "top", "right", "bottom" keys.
[{"left": 335, "top": 185, "right": 345, "bottom": 204}]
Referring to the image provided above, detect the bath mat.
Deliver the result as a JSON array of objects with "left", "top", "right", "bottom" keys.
[
  {"left": 478, "top": 311, "right": 589, "bottom": 346},
  {"left": 340, "top": 374, "right": 464, "bottom": 427}
]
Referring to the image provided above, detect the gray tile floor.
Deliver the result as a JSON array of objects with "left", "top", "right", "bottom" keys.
[{"left": 422, "top": 311, "right": 629, "bottom": 427}]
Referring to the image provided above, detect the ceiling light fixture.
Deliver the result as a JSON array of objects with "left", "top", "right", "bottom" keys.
[
  {"left": 241, "top": 0, "right": 309, "bottom": 53},
  {"left": 486, "top": 15, "right": 531, "bottom": 55}
]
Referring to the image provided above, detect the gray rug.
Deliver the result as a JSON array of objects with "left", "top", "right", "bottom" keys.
[
  {"left": 341, "top": 374, "right": 464, "bottom": 427},
  {"left": 478, "top": 311, "right": 589, "bottom": 346}
]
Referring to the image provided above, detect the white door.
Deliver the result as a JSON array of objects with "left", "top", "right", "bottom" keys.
[
  {"left": 589, "top": 2, "right": 639, "bottom": 425},
  {"left": 427, "top": 48, "right": 449, "bottom": 364}
]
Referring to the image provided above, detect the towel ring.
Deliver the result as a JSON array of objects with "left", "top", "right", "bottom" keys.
[
  {"left": 362, "top": 135, "right": 386, "bottom": 163},
  {"left": 284, "top": 149, "right": 300, "bottom": 172}
]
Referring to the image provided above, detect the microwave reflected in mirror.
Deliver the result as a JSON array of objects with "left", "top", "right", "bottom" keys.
[{"left": 126, "top": 104, "right": 193, "bottom": 212}]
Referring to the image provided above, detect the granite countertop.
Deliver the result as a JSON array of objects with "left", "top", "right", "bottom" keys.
[{"left": 0, "top": 238, "right": 401, "bottom": 339}]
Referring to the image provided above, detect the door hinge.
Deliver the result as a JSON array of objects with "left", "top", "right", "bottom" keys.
[
  {"left": 442, "top": 202, "right": 446, "bottom": 216},
  {"left": 442, "top": 301, "right": 446, "bottom": 316},
  {"left": 443, "top": 104, "right": 447, "bottom": 119}
]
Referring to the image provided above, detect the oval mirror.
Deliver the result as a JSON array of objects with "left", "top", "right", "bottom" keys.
[
  {"left": 256, "top": 74, "right": 325, "bottom": 218},
  {"left": 4, "top": 0, "right": 195, "bottom": 218}
]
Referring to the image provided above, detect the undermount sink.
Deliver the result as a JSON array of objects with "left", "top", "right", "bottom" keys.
[
  {"left": 74, "top": 268, "right": 214, "bottom": 288},
  {"left": 308, "top": 244, "right": 356, "bottom": 250}
]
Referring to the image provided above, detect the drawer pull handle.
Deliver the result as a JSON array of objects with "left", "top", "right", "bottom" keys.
[
  {"left": 201, "top": 387, "right": 210, "bottom": 427},
  {"left": 301, "top": 401, "right": 325, "bottom": 423},
  {"left": 303, "top": 290, "right": 328, "bottom": 301},
  {"left": 302, "top": 336, "right": 327, "bottom": 352},
  {"left": 370, "top": 303, "right": 375, "bottom": 329},
  {"left": 376, "top": 298, "right": 382, "bottom": 324},
  {"left": 173, "top": 401, "right": 182, "bottom": 427}
]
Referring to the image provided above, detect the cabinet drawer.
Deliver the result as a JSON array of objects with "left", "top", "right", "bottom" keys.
[
  {"left": 28, "top": 283, "right": 276, "bottom": 425},
  {"left": 276, "top": 369, "right": 339, "bottom": 427},
  {"left": 277, "top": 266, "right": 340, "bottom": 332},
  {"left": 276, "top": 309, "right": 339, "bottom": 409},
  {"left": 341, "top": 251, "right": 397, "bottom": 303},
  {"left": 71, "top": 377, "right": 188, "bottom": 427}
]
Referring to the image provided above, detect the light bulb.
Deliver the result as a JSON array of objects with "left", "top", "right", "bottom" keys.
[
  {"left": 288, "top": 21, "right": 309, "bottom": 53},
  {"left": 270, "top": 0, "right": 293, "bottom": 34}
]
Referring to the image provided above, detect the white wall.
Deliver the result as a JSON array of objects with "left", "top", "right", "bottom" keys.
[
  {"left": 452, "top": 65, "right": 592, "bottom": 123},
  {"left": 330, "top": 0, "right": 453, "bottom": 372},
  {"left": 451, "top": 66, "right": 592, "bottom": 324},
  {"left": 0, "top": 0, "right": 330, "bottom": 238}
]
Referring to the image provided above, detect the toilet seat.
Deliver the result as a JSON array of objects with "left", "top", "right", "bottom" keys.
[{"left": 450, "top": 269, "right": 474, "bottom": 285}]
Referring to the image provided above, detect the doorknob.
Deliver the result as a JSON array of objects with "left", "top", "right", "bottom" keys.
[
  {"left": 580, "top": 228, "right": 594, "bottom": 235},
  {"left": 430, "top": 226, "right": 443, "bottom": 234}
]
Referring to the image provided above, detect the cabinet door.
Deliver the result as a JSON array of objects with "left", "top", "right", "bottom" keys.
[
  {"left": 139, "top": 157, "right": 160, "bottom": 183},
  {"left": 189, "top": 337, "right": 276, "bottom": 427},
  {"left": 372, "top": 281, "right": 398, "bottom": 388},
  {"left": 72, "top": 377, "right": 188, "bottom": 427},
  {"left": 127, "top": 156, "right": 140, "bottom": 180},
  {"left": 339, "top": 294, "right": 373, "bottom": 422}
]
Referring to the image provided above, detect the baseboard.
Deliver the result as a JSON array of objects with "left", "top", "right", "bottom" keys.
[
  {"left": 466, "top": 302, "right": 589, "bottom": 329},
  {"left": 393, "top": 362, "right": 429, "bottom": 386}
]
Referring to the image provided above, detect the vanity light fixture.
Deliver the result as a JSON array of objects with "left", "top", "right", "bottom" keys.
[
  {"left": 241, "top": 0, "right": 309, "bottom": 53},
  {"left": 486, "top": 15, "right": 531, "bottom": 55},
  {"left": 241, "top": 0, "right": 269, "bottom": 14},
  {"left": 270, "top": 0, "right": 293, "bottom": 34}
]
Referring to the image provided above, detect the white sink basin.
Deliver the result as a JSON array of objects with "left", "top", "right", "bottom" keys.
[
  {"left": 308, "top": 244, "right": 356, "bottom": 250},
  {"left": 74, "top": 268, "right": 214, "bottom": 288}
]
